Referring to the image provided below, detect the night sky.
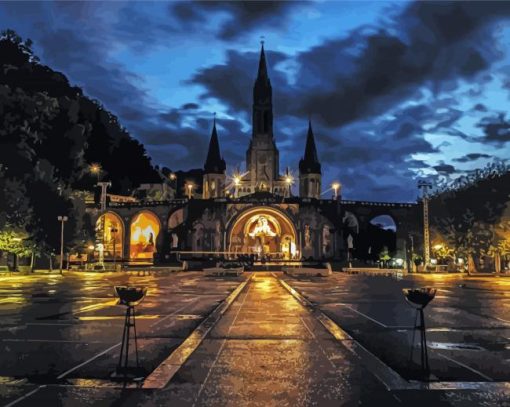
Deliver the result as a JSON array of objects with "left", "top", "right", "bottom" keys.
[{"left": 2, "top": 1, "right": 510, "bottom": 202}]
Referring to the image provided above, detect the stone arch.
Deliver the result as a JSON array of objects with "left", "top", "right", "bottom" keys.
[
  {"left": 129, "top": 210, "right": 161, "bottom": 261},
  {"left": 96, "top": 211, "right": 124, "bottom": 260},
  {"left": 360, "top": 214, "right": 397, "bottom": 262},
  {"left": 227, "top": 206, "right": 298, "bottom": 259},
  {"left": 168, "top": 208, "right": 185, "bottom": 229},
  {"left": 343, "top": 211, "right": 360, "bottom": 234}
]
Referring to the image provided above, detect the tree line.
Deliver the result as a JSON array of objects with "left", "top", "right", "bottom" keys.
[
  {"left": 0, "top": 30, "right": 161, "bottom": 261},
  {"left": 429, "top": 161, "right": 510, "bottom": 271}
]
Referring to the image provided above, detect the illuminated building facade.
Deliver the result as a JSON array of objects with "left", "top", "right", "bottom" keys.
[{"left": 90, "top": 45, "right": 422, "bottom": 264}]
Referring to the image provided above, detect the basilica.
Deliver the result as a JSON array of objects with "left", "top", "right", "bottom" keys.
[{"left": 90, "top": 45, "right": 421, "bottom": 265}]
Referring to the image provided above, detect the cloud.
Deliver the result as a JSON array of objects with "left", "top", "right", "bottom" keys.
[
  {"left": 453, "top": 153, "right": 492, "bottom": 163},
  {"left": 433, "top": 163, "right": 457, "bottom": 175},
  {"left": 171, "top": 1, "right": 301, "bottom": 40},
  {"left": 3, "top": 1, "right": 510, "bottom": 202},
  {"left": 477, "top": 113, "right": 510, "bottom": 145},
  {"left": 290, "top": 2, "right": 510, "bottom": 128}
]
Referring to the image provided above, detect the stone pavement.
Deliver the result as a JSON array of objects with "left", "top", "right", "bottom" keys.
[{"left": 3, "top": 272, "right": 510, "bottom": 406}]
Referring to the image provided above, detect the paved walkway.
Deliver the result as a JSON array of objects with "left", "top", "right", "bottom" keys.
[{"left": 149, "top": 273, "right": 393, "bottom": 406}]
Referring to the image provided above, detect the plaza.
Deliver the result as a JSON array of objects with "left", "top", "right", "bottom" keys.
[{"left": 0, "top": 270, "right": 508, "bottom": 406}]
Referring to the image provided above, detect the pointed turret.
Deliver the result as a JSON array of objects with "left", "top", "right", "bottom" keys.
[
  {"left": 299, "top": 120, "right": 321, "bottom": 174},
  {"left": 203, "top": 117, "right": 227, "bottom": 199},
  {"left": 204, "top": 118, "right": 226, "bottom": 174}
]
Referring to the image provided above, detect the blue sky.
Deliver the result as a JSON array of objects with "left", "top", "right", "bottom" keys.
[{"left": 1, "top": 1, "right": 510, "bottom": 202}]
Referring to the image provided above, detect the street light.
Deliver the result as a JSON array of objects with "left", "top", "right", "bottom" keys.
[
  {"left": 233, "top": 175, "right": 241, "bottom": 198},
  {"left": 285, "top": 175, "right": 293, "bottom": 197},
  {"left": 57, "top": 215, "right": 68, "bottom": 275},
  {"left": 186, "top": 183, "right": 194, "bottom": 199},
  {"left": 90, "top": 163, "right": 102, "bottom": 181},
  {"left": 332, "top": 182, "right": 341, "bottom": 200},
  {"left": 167, "top": 173, "right": 177, "bottom": 199}
]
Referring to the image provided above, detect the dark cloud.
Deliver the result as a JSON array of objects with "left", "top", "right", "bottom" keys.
[
  {"left": 171, "top": 1, "right": 300, "bottom": 40},
  {"left": 453, "top": 153, "right": 492, "bottom": 163},
  {"left": 182, "top": 102, "right": 199, "bottom": 110},
  {"left": 477, "top": 113, "right": 510, "bottom": 145},
  {"left": 189, "top": 49, "right": 290, "bottom": 118},
  {"left": 473, "top": 103, "right": 488, "bottom": 112},
  {"left": 292, "top": 1, "right": 509, "bottom": 127},
  {"left": 433, "top": 163, "right": 457, "bottom": 175}
]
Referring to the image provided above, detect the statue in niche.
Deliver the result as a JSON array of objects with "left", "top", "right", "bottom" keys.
[
  {"left": 171, "top": 232, "right": 179, "bottom": 249},
  {"left": 322, "top": 225, "right": 330, "bottom": 256},
  {"left": 203, "top": 208, "right": 212, "bottom": 221},
  {"left": 249, "top": 216, "right": 276, "bottom": 238},
  {"left": 192, "top": 224, "right": 205, "bottom": 251},
  {"left": 304, "top": 224, "right": 312, "bottom": 248},
  {"left": 214, "top": 220, "right": 222, "bottom": 252}
]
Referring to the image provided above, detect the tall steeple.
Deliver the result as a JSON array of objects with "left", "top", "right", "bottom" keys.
[
  {"left": 204, "top": 116, "right": 226, "bottom": 174},
  {"left": 299, "top": 120, "right": 322, "bottom": 199},
  {"left": 299, "top": 120, "right": 321, "bottom": 174},
  {"left": 243, "top": 41, "right": 283, "bottom": 195},
  {"left": 252, "top": 41, "right": 273, "bottom": 137}
]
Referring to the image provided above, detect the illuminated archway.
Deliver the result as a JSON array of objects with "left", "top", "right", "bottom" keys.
[
  {"left": 95, "top": 212, "right": 124, "bottom": 259},
  {"left": 130, "top": 211, "right": 161, "bottom": 260},
  {"left": 228, "top": 207, "right": 298, "bottom": 259}
]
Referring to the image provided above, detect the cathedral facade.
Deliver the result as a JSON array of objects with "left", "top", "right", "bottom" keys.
[{"left": 89, "top": 45, "right": 422, "bottom": 266}]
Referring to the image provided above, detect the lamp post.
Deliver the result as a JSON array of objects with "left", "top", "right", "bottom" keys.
[
  {"left": 186, "top": 183, "right": 194, "bottom": 200},
  {"left": 111, "top": 227, "right": 118, "bottom": 271},
  {"left": 169, "top": 173, "right": 177, "bottom": 198},
  {"left": 233, "top": 176, "right": 241, "bottom": 198},
  {"left": 284, "top": 168, "right": 293, "bottom": 198},
  {"left": 57, "top": 216, "right": 68, "bottom": 275},
  {"left": 332, "top": 182, "right": 341, "bottom": 200},
  {"left": 418, "top": 180, "right": 432, "bottom": 267},
  {"left": 97, "top": 181, "right": 112, "bottom": 212}
]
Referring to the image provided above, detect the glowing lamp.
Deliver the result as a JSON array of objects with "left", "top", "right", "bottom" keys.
[
  {"left": 90, "top": 163, "right": 101, "bottom": 174},
  {"left": 332, "top": 182, "right": 341, "bottom": 199}
]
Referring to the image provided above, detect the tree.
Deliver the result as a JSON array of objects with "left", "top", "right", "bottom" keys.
[
  {"left": 430, "top": 161, "right": 510, "bottom": 272},
  {"left": 0, "top": 30, "right": 159, "bottom": 258}
]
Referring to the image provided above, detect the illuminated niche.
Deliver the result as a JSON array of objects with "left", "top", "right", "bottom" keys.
[
  {"left": 95, "top": 212, "right": 124, "bottom": 259},
  {"left": 130, "top": 211, "right": 160, "bottom": 260}
]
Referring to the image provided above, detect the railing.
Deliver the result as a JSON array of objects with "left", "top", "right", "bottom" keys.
[{"left": 341, "top": 200, "right": 417, "bottom": 208}]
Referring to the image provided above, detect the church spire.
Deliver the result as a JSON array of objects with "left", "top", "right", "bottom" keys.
[
  {"left": 252, "top": 40, "right": 273, "bottom": 136},
  {"left": 257, "top": 40, "right": 269, "bottom": 80},
  {"left": 204, "top": 116, "right": 226, "bottom": 174},
  {"left": 299, "top": 120, "right": 321, "bottom": 174}
]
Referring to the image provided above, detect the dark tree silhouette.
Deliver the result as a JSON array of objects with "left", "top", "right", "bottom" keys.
[{"left": 0, "top": 30, "right": 160, "bottom": 256}]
